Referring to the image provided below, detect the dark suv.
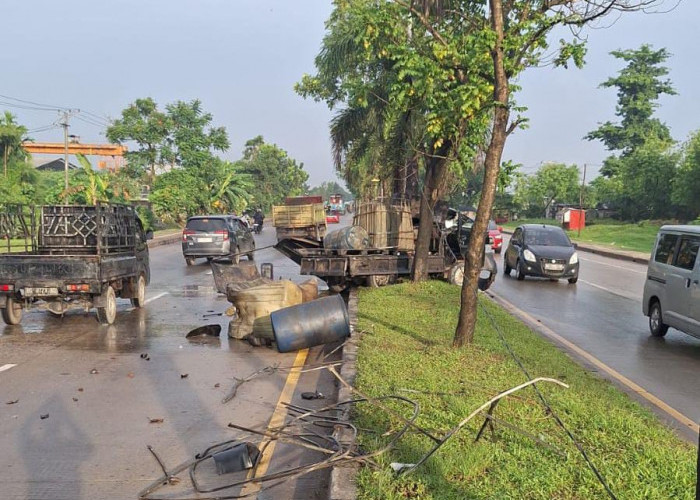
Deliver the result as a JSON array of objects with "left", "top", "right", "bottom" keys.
[{"left": 182, "top": 215, "right": 255, "bottom": 266}]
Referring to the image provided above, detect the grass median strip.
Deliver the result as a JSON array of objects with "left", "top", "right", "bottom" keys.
[{"left": 353, "top": 282, "right": 695, "bottom": 499}]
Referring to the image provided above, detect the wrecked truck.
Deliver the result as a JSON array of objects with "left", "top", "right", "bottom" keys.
[
  {"left": 275, "top": 209, "right": 497, "bottom": 293},
  {"left": 0, "top": 204, "right": 153, "bottom": 325}
]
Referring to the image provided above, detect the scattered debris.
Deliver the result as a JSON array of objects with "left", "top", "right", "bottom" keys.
[
  {"left": 212, "top": 442, "right": 260, "bottom": 475},
  {"left": 225, "top": 305, "right": 236, "bottom": 317},
  {"left": 77, "top": 387, "right": 84, "bottom": 392},
  {"left": 147, "top": 445, "right": 181, "bottom": 485},
  {"left": 140, "top": 353, "right": 150, "bottom": 360},
  {"left": 6, "top": 399, "right": 18, "bottom": 405},
  {"left": 40, "top": 414, "right": 49, "bottom": 420},
  {"left": 186, "top": 324, "right": 222, "bottom": 338},
  {"left": 214, "top": 383, "right": 220, "bottom": 388},
  {"left": 148, "top": 417, "right": 164, "bottom": 424},
  {"left": 301, "top": 391, "right": 325, "bottom": 400},
  {"left": 180, "top": 373, "right": 189, "bottom": 379},
  {"left": 72, "top": 397, "right": 79, "bottom": 402},
  {"left": 203, "top": 312, "right": 223, "bottom": 318},
  {"left": 222, "top": 365, "right": 278, "bottom": 404},
  {"left": 390, "top": 462, "right": 415, "bottom": 473},
  {"left": 90, "top": 368, "right": 99, "bottom": 374},
  {"left": 127, "top": 372, "right": 135, "bottom": 379}
]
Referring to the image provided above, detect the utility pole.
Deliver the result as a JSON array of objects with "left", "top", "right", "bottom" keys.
[
  {"left": 59, "top": 110, "right": 77, "bottom": 191},
  {"left": 578, "top": 163, "right": 587, "bottom": 238}
]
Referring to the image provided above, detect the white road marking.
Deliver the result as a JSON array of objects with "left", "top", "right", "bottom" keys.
[
  {"left": 578, "top": 255, "right": 646, "bottom": 275},
  {"left": 144, "top": 292, "right": 168, "bottom": 304},
  {"left": 578, "top": 279, "right": 640, "bottom": 301},
  {"left": 0, "top": 364, "right": 17, "bottom": 373}
]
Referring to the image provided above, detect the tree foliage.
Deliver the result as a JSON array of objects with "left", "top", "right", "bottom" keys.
[
  {"left": 672, "top": 131, "right": 700, "bottom": 220},
  {"left": 235, "top": 136, "right": 308, "bottom": 212},
  {"left": 514, "top": 163, "right": 581, "bottom": 218},
  {"left": 0, "top": 111, "right": 28, "bottom": 178},
  {"left": 307, "top": 181, "right": 351, "bottom": 201}
]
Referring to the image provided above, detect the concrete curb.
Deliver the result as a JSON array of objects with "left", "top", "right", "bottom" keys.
[
  {"left": 501, "top": 229, "right": 651, "bottom": 265},
  {"left": 148, "top": 233, "right": 181, "bottom": 249},
  {"left": 328, "top": 288, "right": 360, "bottom": 500}
]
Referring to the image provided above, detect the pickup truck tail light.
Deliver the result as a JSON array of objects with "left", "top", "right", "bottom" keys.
[
  {"left": 214, "top": 230, "right": 229, "bottom": 241},
  {"left": 0, "top": 284, "right": 14, "bottom": 292},
  {"left": 183, "top": 229, "right": 195, "bottom": 241},
  {"left": 66, "top": 284, "right": 90, "bottom": 292}
]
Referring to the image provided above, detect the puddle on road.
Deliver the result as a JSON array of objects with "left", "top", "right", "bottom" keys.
[{"left": 169, "top": 284, "right": 220, "bottom": 298}]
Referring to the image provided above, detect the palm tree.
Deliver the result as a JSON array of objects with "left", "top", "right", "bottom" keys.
[
  {"left": 208, "top": 161, "right": 253, "bottom": 213},
  {"left": 0, "top": 112, "right": 28, "bottom": 178}
]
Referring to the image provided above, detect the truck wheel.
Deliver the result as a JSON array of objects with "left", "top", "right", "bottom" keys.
[
  {"left": 96, "top": 286, "right": 117, "bottom": 325},
  {"left": 248, "top": 244, "right": 255, "bottom": 261},
  {"left": 130, "top": 275, "right": 146, "bottom": 308},
  {"left": 1, "top": 297, "right": 23, "bottom": 326},
  {"left": 367, "top": 274, "right": 392, "bottom": 287},
  {"left": 449, "top": 263, "right": 465, "bottom": 287},
  {"left": 185, "top": 257, "right": 196, "bottom": 266},
  {"left": 326, "top": 278, "right": 348, "bottom": 294}
]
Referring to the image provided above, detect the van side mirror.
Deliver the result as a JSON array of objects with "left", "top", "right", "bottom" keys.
[{"left": 145, "top": 230, "right": 154, "bottom": 241}]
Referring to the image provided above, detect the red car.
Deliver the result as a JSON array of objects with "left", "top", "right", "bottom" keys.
[
  {"left": 488, "top": 220, "right": 503, "bottom": 253},
  {"left": 326, "top": 212, "right": 340, "bottom": 224}
]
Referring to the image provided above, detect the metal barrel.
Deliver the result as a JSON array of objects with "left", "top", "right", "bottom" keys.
[
  {"left": 323, "top": 225, "right": 370, "bottom": 250},
  {"left": 270, "top": 294, "right": 350, "bottom": 353}
]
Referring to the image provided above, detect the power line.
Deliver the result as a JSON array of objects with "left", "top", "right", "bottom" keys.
[{"left": 0, "top": 93, "right": 68, "bottom": 111}]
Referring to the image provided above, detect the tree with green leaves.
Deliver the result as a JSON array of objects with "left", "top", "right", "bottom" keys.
[
  {"left": 236, "top": 136, "right": 308, "bottom": 212},
  {"left": 307, "top": 181, "right": 351, "bottom": 201},
  {"left": 587, "top": 45, "right": 676, "bottom": 177},
  {"left": 513, "top": 163, "right": 581, "bottom": 218},
  {"left": 671, "top": 131, "right": 700, "bottom": 221},
  {"left": 0, "top": 112, "right": 28, "bottom": 179}
]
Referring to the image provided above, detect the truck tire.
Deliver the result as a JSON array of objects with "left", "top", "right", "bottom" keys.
[
  {"left": 96, "top": 286, "right": 117, "bottom": 325},
  {"left": 366, "top": 274, "right": 392, "bottom": 287},
  {"left": 1, "top": 297, "right": 23, "bottom": 326},
  {"left": 185, "top": 257, "right": 196, "bottom": 266},
  {"left": 448, "top": 263, "right": 465, "bottom": 287},
  {"left": 130, "top": 275, "right": 146, "bottom": 308}
]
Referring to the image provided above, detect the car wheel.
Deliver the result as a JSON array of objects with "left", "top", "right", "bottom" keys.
[
  {"left": 96, "top": 286, "right": 117, "bottom": 325},
  {"left": 130, "top": 275, "right": 146, "bottom": 308},
  {"left": 515, "top": 260, "right": 525, "bottom": 281},
  {"left": 185, "top": 257, "right": 196, "bottom": 266},
  {"left": 649, "top": 301, "right": 669, "bottom": 337},
  {"left": 504, "top": 259, "right": 512, "bottom": 275},
  {"left": 231, "top": 246, "right": 240, "bottom": 265},
  {"left": 494, "top": 247, "right": 502, "bottom": 254},
  {"left": 567, "top": 277, "right": 578, "bottom": 284},
  {"left": 1, "top": 297, "right": 23, "bottom": 325}
]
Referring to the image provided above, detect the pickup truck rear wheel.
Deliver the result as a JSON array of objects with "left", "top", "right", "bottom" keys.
[
  {"left": 96, "top": 286, "right": 117, "bottom": 325},
  {"left": 185, "top": 257, "right": 196, "bottom": 266},
  {"left": 2, "top": 297, "right": 23, "bottom": 325},
  {"left": 130, "top": 275, "right": 146, "bottom": 308}
]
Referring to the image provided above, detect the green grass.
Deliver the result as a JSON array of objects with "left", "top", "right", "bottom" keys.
[
  {"left": 501, "top": 219, "right": 660, "bottom": 254},
  {"left": 354, "top": 282, "right": 695, "bottom": 500}
]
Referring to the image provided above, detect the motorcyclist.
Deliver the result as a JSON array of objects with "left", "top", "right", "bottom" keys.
[{"left": 253, "top": 209, "right": 264, "bottom": 233}]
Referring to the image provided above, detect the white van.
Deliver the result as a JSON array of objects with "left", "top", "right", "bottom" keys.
[{"left": 642, "top": 225, "right": 700, "bottom": 338}]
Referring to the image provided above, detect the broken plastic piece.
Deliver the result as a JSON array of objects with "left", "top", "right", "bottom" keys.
[
  {"left": 212, "top": 442, "right": 260, "bottom": 475},
  {"left": 390, "top": 462, "right": 416, "bottom": 473},
  {"left": 186, "top": 324, "right": 222, "bottom": 338},
  {"left": 301, "top": 391, "right": 325, "bottom": 400}
]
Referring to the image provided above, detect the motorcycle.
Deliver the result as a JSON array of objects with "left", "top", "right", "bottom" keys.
[{"left": 252, "top": 222, "right": 263, "bottom": 234}]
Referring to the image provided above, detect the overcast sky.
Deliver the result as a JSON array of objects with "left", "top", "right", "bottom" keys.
[{"left": 1, "top": 1, "right": 696, "bottom": 185}]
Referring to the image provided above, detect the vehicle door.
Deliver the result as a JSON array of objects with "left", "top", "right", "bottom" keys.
[
  {"left": 506, "top": 228, "right": 522, "bottom": 268},
  {"left": 673, "top": 234, "right": 700, "bottom": 336},
  {"left": 661, "top": 233, "right": 692, "bottom": 330}
]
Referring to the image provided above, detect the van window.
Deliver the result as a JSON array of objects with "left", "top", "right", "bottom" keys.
[
  {"left": 674, "top": 237, "right": 700, "bottom": 271},
  {"left": 654, "top": 233, "right": 679, "bottom": 264}
]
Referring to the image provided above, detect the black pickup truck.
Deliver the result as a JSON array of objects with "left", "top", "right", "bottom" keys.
[{"left": 0, "top": 204, "right": 153, "bottom": 325}]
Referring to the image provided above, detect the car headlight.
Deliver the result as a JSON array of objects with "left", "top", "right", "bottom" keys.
[
  {"left": 523, "top": 249, "right": 536, "bottom": 262},
  {"left": 569, "top": 252, "right": 578, "bottom": 265}
]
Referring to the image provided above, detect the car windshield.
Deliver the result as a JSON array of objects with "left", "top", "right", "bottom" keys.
[
  {"left": 524, "top": 228, "right": 570, "bottom": 246},
  {"left": 186, "top": 218, "right": 226, "bottom": 233}
]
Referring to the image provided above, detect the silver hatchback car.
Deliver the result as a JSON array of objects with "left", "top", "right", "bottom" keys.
[
  {"left": 643, "top": 225, "right": 700, "bottom": 339},
  {"left": 182, "top": 215, "right": 255, "bottom": 266}
]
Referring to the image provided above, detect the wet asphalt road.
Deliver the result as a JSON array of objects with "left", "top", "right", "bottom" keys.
[
  {"left": 0, "top": 223, "right": 341, "bottom": 500},
  {"left": 490, "top": 234, "right": 700, "bottom": 440}
]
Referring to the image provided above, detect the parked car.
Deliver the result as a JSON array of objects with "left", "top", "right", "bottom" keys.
[
  {"left": 642, "top": 225, "right": 700, "bottom": 339},
  {"left": 488, "top": 220, "right": 503, "bottom": 253},
  {"left": 182, "top": 215, "right": 255, "bottom": 266},
  {"left": 326, "top": 211, "right": 340, "bottom": 224},
  {"left": 503, "top": 224, "right": 579, "bottom": 283}
]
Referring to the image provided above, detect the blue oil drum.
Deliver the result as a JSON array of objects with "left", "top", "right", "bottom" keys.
[{"left": 270, "top": 294, "right": 350, "bottom": 353}]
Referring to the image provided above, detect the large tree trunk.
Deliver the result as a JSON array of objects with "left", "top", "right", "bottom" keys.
[
  {"left": 454, "top": 0, "right": 509, "bottom": 347},
  {"left": 412, "top": 141, "right": 451, "bottom": 281}
]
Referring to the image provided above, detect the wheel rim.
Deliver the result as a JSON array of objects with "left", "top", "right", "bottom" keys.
[
  {"left": 650, "top": 306, "right": 660, "bottom": 331},
  {"left": 373, "top": 275, "right": 391, "bottom": 287},
  {"left": 138, "top": 276, "right": 146, "bottom": 304},
  {"left": 106, "top": 288, "right": 116, "bottom": 324},
  {"left": 453, "top": 267, "right": 464, "bottom": 286}
]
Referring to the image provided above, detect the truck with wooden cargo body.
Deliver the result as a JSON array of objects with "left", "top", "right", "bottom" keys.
[
  {"left": 0, "top": 204, "right": 153, "bottom": 325},
  {"left": 272, "top": 196, "right": 327, "bottom": 241}
]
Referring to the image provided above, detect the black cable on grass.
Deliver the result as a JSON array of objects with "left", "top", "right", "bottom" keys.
[{"left": 477, "top": 291, "right": 618, "bottom": 500}]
